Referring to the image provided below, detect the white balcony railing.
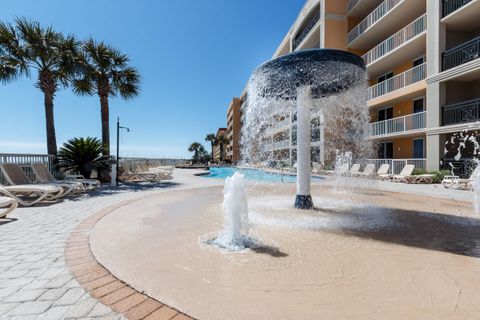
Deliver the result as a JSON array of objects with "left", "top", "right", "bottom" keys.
[
  {"left": 366, "top": 158, "right": 427, "bottom": 174},
  {"left": 348, "top": 0, "right": 362, "bottom": 12},
  {"left": 370, "top": 111, "right": 426, "bottom": 137},
  {"left": 348, "top": 0, "right": 403, "bottom": 44},
  {"left": 363, "top": 14, "right": 426, "bottom": 66},
  {"left": 368, "top": 62, "right": 426, "bottom": 100}
]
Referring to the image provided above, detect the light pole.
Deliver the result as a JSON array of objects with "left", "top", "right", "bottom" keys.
[{"left": 116, "top": 117, "right": 130, "bottom": 186}]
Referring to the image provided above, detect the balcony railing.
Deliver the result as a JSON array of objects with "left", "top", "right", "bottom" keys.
[
  {"left": 348, "top": 0, "right": 402, "bottom": 44},
  {"left": 442, "top": 0, "right": 472, "bottom": 17},
  {"left": 348, "top": 0, "right": 362, "bottom": 12},
  {"left": 442, "top": 36, "right": 480, "bottom": 71},
  {"left": 293, "top": 11, "right": 320, "bottom": 51},
  {"left": 370, "top": 111, "right": 426, "bottom": 137},
  {"left": 368, "top": 62, "right": 426, "bottom": 100},
  {"left": 363, "top": 14, "right": 426, "bottom": 66},
  {"left": 366, "top": 158, "right": 426, "bottom": 174},
  {"left": 442, "top": 98, "right": 480, "bottom": 126}
]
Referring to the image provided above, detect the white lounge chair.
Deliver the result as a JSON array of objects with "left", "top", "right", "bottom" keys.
[
  {"left": 442, "top": 165, "right": 480, "bottom": 190},
  {"left": 390, "top": 165, "right": 416, "bottom": 183},
  {"left": 354, "top": 163, "right": 375, "bottom": 178},
  {"left": 31, "top": 163, "right": 85, "bottom": 196},
  {"left": 345, "top": 164, "right": 361, "bottom": 176},
  {"left": 0, "top": 196, "right": 17, "bottom": 218},
  {"left": 1, "top": 164, "right": 65, "bottom": 201},
  {"left": 376, "top": 164, "right": 392, "bottom": 180}
]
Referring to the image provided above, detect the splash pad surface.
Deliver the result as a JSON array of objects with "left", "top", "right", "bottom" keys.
[{"left": 90, "top": 184, "right": 480, "bottom": 320}]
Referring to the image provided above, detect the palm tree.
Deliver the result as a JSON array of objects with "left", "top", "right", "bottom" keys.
[
  {"left": 73, "top": 39, "right": 140, "bottom": 155},
  {"left": 216, "top": 135, "right": 229, "bottom": 162},
  {"left": 188, "top": 142, "right": 202, "bottom": 164},
  {"left": 205, "top": 133, "right": 217, "bottom": 163},
  {"left": 0, "top": 18, "right": 81, "bottom": 155}
]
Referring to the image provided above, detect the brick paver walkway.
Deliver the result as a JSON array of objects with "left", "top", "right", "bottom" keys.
[{"left": 0, "top": 182, "right": 180, "bottom": 319}]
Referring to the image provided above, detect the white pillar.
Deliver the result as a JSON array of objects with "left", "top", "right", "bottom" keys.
[{"left": 295, "top": 86, "right": 313, "bottom": 209}]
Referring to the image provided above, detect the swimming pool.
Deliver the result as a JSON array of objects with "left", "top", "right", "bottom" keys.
[{"left": 204, "top": 167, "right": 322, "bottom": 183}]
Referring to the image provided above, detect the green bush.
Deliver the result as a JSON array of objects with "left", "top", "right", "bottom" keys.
[{"left": 413, "top": 169, "right": 451, "bottom": 183}]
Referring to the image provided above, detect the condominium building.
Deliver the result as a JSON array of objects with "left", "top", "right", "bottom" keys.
[
  {"left": 239, "top": 0, "right": 480, "bottom": 174},
  {"left": 212, "top": 128, "right": 227, "bottom": 162},
  {"left": 226, "top": 98, "right": 242, "bottom": 163}
]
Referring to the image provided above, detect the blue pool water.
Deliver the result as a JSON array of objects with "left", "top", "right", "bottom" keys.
[{"left": 204, "top": 167, "right": 322, "bottom": 183}]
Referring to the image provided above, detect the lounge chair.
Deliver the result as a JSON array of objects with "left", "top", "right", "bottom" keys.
[
  {"left": 390, "top": 165, "right": 415, "bottom": 183},
  {"left": 32, "top": 163, "right": 99, "bottom": 191},
  {"left": 0, "top": 196, "right": 17, "bottom": 218},
  {"left": 1, "top": 164, "right": 65, "bottom": 200},
  {"left": 354, "top": 163, "right": 375, "bottom": 178},
  {"left": 31, "top": 163, "right": 85, "bottom": 195},
  {"left": 345, "top": 164, "right": 361, "bottom": 176},
  {"left": 376, "top": 164, "right": 392, "bottom": 180},
  {"left": 442, "top": 166, "right": 480, "bottom": 190}
]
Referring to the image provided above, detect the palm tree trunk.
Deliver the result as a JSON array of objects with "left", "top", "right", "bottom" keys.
[
  {"left": 44, "top": 92, "right": 58, "bottom": 155},
  {"left": 99, "top": 94, "right": 110, "bottom": 155}
]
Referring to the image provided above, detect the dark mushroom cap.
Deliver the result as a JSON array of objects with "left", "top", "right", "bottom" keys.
[{"left": 249, "top": 49, "right": 366, "bottom": 100}]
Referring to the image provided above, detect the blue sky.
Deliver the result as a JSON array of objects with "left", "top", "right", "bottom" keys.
[{"left": 0, "top": 0, "right": 305, "bottom": 158}]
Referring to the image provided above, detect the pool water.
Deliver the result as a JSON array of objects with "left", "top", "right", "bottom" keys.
[{"left": 205, "top": 167, "right": 321, "bottom": 183}]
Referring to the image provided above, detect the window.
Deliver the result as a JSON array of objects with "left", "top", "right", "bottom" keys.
[
  {"left": 378, "top": 107, "right": 393, "bottom": 122},
  {"left": 413, "top": 139, "right": 425, "bottom": 158},
  {"left": 378, "top": 142, "right": 393, "bottom": 159}
]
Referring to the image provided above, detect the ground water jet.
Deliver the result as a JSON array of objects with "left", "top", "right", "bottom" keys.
[
  {"left": 211, "top": 172, "right": 254, "bottom": 251},
  {"left": 242, "top": 49, "right": 369, "bottom": 209}
]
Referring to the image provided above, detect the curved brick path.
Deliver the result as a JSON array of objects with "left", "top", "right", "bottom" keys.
[{"left": 0, "top": 170, "right": 221, "bottom": 319}]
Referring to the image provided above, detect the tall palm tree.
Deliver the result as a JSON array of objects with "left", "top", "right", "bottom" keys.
[
  {"left": 73, "top": 39, "right": 140, "bottom": 156},
  {"left": 205, "top": 133, "right": 217, "bottom": 163},
  {"left": 188, "top": 142, "right": 202, "bottom": 164},
  {"left": 216, "top": 135, "right": 229, "bottom": 162},
  {"left": 0, "top": 18, "right": 81, "bottom": 155}
]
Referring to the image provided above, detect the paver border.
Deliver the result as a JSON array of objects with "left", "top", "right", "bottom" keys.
[{"left": 65, "top": 193, "right": 196, "bottom": 320}]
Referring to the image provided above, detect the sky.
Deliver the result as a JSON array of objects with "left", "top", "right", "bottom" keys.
[{"left": 0, "top": 0, "right": 305, "bottom": 158}]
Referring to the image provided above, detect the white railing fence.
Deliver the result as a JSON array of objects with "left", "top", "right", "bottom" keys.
[
  {"left": 369, "top": 111, "right": 426, "bottom": 137},
  {"left": 368, "top": 62, "right": 426, "bottom": 100},
  {"left": 366, "top": 158, "right": 427, "bottom": 174},
  {"left": 348, "top": 0, "right": 403, "bottom": 44},
  {"left": 363, "top": 14, "right": 426, "bottom": 65},
  {"left": 0, "top": 153, "right": 58, "bottom": 185}
]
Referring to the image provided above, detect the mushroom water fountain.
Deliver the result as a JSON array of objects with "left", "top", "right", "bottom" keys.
[{"left": 242, "top": 49, "right": 369, "bottom": 209}]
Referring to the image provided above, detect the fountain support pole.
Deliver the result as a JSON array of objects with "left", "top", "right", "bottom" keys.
[{"left": 295, "top": 86, "right": 314, "bottom": 209}]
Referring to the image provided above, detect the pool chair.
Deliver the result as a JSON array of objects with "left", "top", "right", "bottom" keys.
[
  {"left": 345, "top": 164, "right": 361, "bottom": 176},
  {"left": 354, "top": 163, "right": 375, "bottom": 178},
  {"left": 119, "top": 163, "right": 159, "bottom": 182},
  {"left": 31, "top": 163, "right": 99, "bottom": 191},
  {"left": 31, "top": 163, "right": 86, "bottom": 195},
  {"left": 0, "top": 164, "right": 65, "bottom": 201},
  {"left": 376, "top": 164, "right": 392, "bottom": 180},
  {"left": 0, "top": 196, "right": 18, "bottom": 218},
  {"left": 390, "top": 165, "right": 416, "bottom": 183},
  {"left": 442, "top": 166, "right": 480, "bottom": 190}
]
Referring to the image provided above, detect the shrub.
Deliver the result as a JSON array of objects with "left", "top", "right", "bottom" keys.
[{"left": 58, "top": 137, "right": 114, "bottom": 180}]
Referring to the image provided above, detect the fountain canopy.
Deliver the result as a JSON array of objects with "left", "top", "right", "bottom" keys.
[{"left": 249, "top": 49, "right": 366, "bottom": 100}]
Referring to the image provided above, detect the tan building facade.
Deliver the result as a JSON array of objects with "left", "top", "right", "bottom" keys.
[
  {"left": 213, "top": 128, "right": 227, "bottom": 162},
  {"left": 226, "top": 98, "right": 242, "bottom": 163},
  {"left": 238, "top": 0, "right": 480, "bottom": 174}
]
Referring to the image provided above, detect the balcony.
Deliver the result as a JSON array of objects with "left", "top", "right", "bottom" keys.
[
  {"left": 442, "top": 98, "right": 480, "bottom": 126},
  {"left": 363, "top": 15, "right": 426, "bottom": 75},
  {"left": 443, "top": 0, "right": 473, "bottom": 17},
  {"left": 348, "top": 0, "right": 402, "bottom": 46},
  {"left": 442, "top": 37, "right": 480, "bottom": 71},
  {"left": 370, "top": 111, "right": 427, "bottom": 138},
  {"left": 368, "top": 63, "right": 426, "bottom": 101},
  {"left": 293, "top": 11, "right": 320, "bottom": 51}
]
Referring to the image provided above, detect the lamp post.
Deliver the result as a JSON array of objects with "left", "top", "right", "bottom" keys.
[{"left": 116, "top": 117, "right": 130, "bottom": 186}]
